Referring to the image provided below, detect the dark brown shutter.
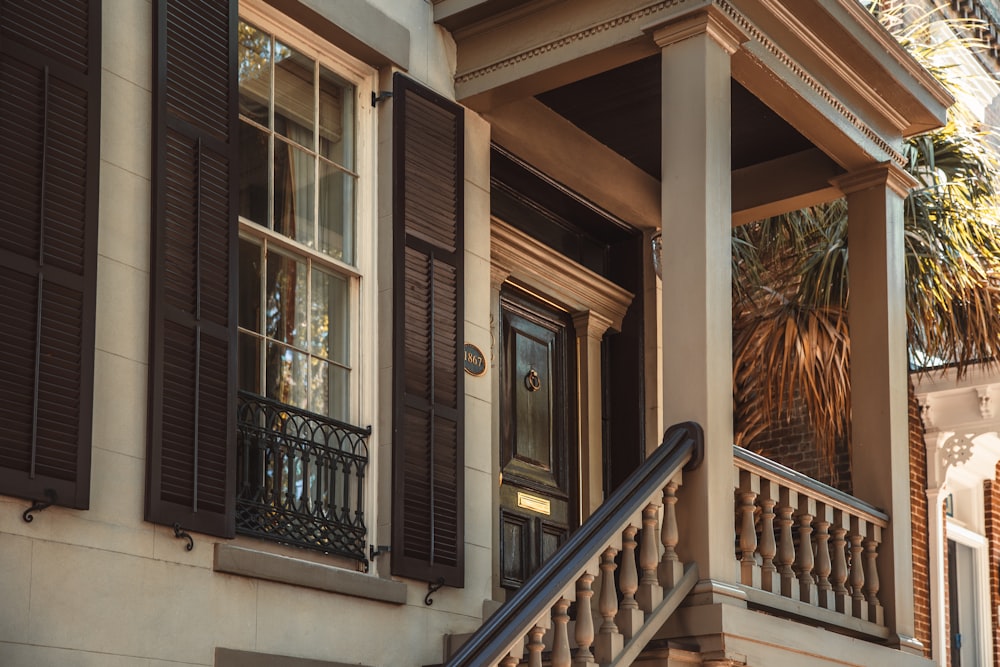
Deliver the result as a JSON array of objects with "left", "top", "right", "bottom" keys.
[
  {"left": 0, "top": 0, "right": 101, "bottom": 509},
  {"left": 391, "top": 73, "right": 465, "bottom": 587},
  {"left": 146, "top": 0, "right": 237, "bottom": 537}
]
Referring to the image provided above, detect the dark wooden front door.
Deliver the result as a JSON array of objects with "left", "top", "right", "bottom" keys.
[{"left": 499, "top": 287, "right": 576, "bottom": 591}]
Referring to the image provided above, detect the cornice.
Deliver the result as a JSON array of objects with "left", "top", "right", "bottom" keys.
[
  {"left": 455, "top": 0, "right": 905, "bottom": 166},
  {"left": 454, "top": 0, "right": 692, "bottom": 85},
  {"left": 491, "top": 218, "right": 635, "bottom": 332},
  {"left": 714, "top": 0, "right": 904, "bottom": 165}
]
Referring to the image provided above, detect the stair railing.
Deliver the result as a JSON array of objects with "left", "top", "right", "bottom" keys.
[{"left": 446, "top": 421, "right": 704, "bottom": 667}]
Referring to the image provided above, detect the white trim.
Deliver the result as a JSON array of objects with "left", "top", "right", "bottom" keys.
[{"left": 947, "top": 517, "right": 995, "bottom": 667}]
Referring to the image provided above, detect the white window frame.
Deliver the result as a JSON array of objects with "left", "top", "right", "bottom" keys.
[
  {"left": 947, "top": 514, "right": 994, "bottom": 667},
  {"left": 237, "top": 0, "right": 380, "bottom": 570}
]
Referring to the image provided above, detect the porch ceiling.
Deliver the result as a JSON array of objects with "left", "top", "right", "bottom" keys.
[
  {"left": 534, "top": 54, "right": 814, "bottom": 178},
  {"left": 445, "top": 0, "right": 952, "bottom": 227}
]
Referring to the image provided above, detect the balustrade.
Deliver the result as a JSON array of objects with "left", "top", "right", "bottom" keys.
[
  {"left": 733, "top": 447, "right": 888, "bottom": 633},
  {"left": 235, "top": 391, "right": 371, "bottom": 563},
  {"left": 446, "top": 423, "right": 703, "bottom": 667}
]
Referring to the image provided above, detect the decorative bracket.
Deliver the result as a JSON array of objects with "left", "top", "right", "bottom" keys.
[
  {"left": 23, "top": 488, "right": 57, "bottom": 522},
  {"left": 424, "top": 577, "right": 446, "bottom": 606},
  {"left": 172, "top": 523, "right": 194, "bottom": 551},
  {"left": 977, "top": 387, "right": 994, "bottom": 419}
]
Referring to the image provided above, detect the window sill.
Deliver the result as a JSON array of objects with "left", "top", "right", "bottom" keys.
[
  {"left": 216, "top": 647, "right": 372, "bottom": 667},
  {"left": 213, "top": 543, "right": 407, "bottom": 605}
]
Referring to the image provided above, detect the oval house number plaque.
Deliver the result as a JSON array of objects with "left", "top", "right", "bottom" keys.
[{"left": 464, "top": 343, "right": 486, "bottom": 376}]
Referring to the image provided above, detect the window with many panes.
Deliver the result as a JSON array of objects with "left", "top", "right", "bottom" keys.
[{"left": 237, "top": 18, "right": 366, "bottom": 423}]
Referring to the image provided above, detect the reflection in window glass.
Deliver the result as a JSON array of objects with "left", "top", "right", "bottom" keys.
[
  {"left": 274, "top": 138, "right": 315, "bottom": 246},
  {"left": 238, "top": 22, "right": 270, "bottom": 126},
  {"left": 274, "top": 42, "right": 314, "bottom": 144},
  {"left": 319, "top": 66, "right": 353, "bottom": 168},
  {"left": 318, "top": 161, "right": 354, "bottom": 261},
  {"left": 310, "top": 267, "right": 348, "bottom": 363},
  {"left": 237, "top": 19, "right": 359, "bottom": 423},
  {"left": 239, "top": 124, "right": 269, "bottom": 227}
]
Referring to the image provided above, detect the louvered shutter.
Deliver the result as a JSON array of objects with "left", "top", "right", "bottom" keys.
[
  {"left": 0, "top": 0, "right": 101, "bottom": 509},
  {"left": 146, "top": 0, "right": 237, "bottom": 537},
  {"left": 391, "top": 74, "right": 465, "bottom": 587}
]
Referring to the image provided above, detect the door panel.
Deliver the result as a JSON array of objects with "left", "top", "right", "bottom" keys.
[{"left": 499, "top": 287, "right": 576, "bottom": 591}]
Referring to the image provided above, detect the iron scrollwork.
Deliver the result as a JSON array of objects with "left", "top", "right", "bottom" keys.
[{"left": 23, "top": 488, "right": 57, "bottom": 523}]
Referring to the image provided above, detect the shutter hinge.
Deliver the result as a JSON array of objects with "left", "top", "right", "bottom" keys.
[
  {"left": 371, "top": 91, "right": 393, "bottom": 107},
  {"left": 369, "top": 544, "right": 391, "bottom": 560}
]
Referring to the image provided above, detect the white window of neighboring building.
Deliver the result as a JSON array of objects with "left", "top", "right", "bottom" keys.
[{"left": 235, "top": 8, "right": 375, "bottom": 427}]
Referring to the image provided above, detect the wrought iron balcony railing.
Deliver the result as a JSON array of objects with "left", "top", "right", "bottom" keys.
[{"left": 236, "top": 391, "right": 371, "bottom": 563}]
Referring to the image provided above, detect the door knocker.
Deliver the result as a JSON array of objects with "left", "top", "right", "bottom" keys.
[{"left": 524, "top": 368, "right": 541, "bottom": 392}]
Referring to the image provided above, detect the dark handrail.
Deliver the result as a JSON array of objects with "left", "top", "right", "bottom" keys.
[{"left": 446, "top": 421, "right": 704, "bottom": 667}]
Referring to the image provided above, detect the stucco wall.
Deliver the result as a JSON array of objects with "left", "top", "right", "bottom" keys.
[{"left": 0, "top": 1, "right": 494, "bottom": 665}]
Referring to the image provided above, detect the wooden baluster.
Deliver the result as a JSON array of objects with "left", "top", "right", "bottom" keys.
[
  {"left": 795, "top": 496, "right": 817, "bottom": 605},
  {"left": 637, "top": 503, "right": 663, "bottom": 611},
  {"left": 595, "top": 547, "right": 623, "bottom": 664},
  {"left": 615, "top": 525, "right": 643, "bottom": 638},
  {"left": 527, "top": 625, "right": 546, "bottom": 667},
  {"left": 814, "top": 504, "right": 833, "bottom": 610},
  {"left": 864, "top": 524, "right": 884, "bottom": 625},
  {"left": 574, "top": 573, "right": 598, "bottom": 666},
  {"left": 848, "top": 516, "right": 867, "bottom": 621},
  {"left": 830, "top": 510, "right": 849, "bottom": 615},
  {"left": 500, "top": 655, "right": 519, "bottom": 667},
  {"left": 738, "top": 489, "right": 758, "bottom": 587},
  {"left": 551, "top": 597, "right": 572, "bottom": 667},
  {"left": 658, "top": 477, "right": 683, "bottom": 588},
  {"left": 776, "top": 487, "right": 798, "bottom": 598},
  {"left": 758, "top": 482, "right": 778, "bottom": 594}
]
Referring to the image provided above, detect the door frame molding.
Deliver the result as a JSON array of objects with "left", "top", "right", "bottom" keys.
[{"left": 489, "top": 216, "right": 634, "bottom": 597}]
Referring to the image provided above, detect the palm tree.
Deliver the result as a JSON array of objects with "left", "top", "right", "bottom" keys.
[{"left": 732, "top": 6, "right": 1000, "bottom": 480}]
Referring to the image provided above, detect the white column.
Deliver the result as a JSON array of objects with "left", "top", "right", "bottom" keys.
[
  {"left": 926, "top": 485, "right": 947, "bottom": 667},
  {"left": 833, "top": 163, "right": 921, "bottom": 652},
  {"left": 655, "top": 6, "right": 745, "bottom": 586}
]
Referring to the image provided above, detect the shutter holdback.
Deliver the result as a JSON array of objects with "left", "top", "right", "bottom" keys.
[
  {"left": 424, "top": 577, "right": 446, "bottom": 606},
  {"left": 172, "top": 523, "right": 194, "bottom": 551},
  {"left": 22, "top": 488, "right": 57, "bottom": 522}
]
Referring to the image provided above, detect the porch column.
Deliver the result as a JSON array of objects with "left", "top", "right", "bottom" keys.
[
  {"left": 833, "top": 163, "right": 922, "bottom": 652},
  {"left": 573, "top": 311, "right": 614, "bottom": 518},
  {"left": 655, "top": 7, "right": 745, "bottom": 587}
]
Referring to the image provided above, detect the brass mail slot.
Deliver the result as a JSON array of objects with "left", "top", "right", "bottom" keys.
[{"left": 517, "top": 491, "right": 551, "bottom": 516}]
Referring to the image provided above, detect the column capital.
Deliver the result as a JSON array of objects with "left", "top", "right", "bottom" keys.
[
  {"left": 651, "top": 6, "right": 747, "bottom": 55},
  {"left": 572, "top": 310, "right": 614, "bottom": 340},
  {"left": 490, "top": 263, "right": 511, "bottom": 290},
  {"left": 830, "top": 161, "right": 918, "bottom": 199}
]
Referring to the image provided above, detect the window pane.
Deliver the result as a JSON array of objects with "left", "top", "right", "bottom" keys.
[
  {"left": 311, "top": 357, "right": 349, "bottom": 423},
  {"left": 265, "top": 251, "right": 308, "bottom": 351},
  {"left": 238, "top": 333, "right": 261, "bottom": 394},
  {"left": 273, "top": 42, "right": 314, "bottom": 145},
  {"left": 239, "top": 238, "right": 262, "bottom": 331},
  {"left": 310, "top": 266, "right": 349, "bottom": 363},
  {"left": 319, "top": 66, "right": 354, "bottom": 169},
  {"left": 318, "top": 161, "right": 354, "bottom": 262},
  {"left": 239, "top": 122, "right": 269, "bottom": 227},
  {"left": 274, "top": 138, "right": 315, "bottom": 246},
  {"left": 238, "top": 21, "right": 270, "bottom": 126},
  {"left": 266, "top": 341, "right": 309, "bottom": 411}
]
